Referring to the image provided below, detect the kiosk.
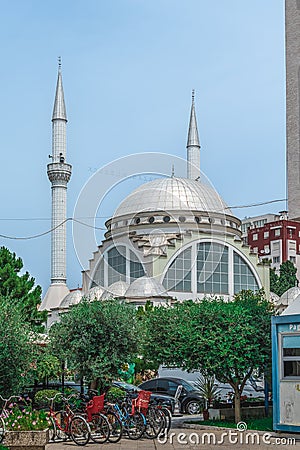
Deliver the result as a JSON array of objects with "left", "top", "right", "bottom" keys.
[{"left": 272, "top": 297, "right": 300, "bottom": 432}]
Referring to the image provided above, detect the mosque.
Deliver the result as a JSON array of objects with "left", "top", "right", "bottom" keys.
[{"left": 39, "top": 64, "right": 270, "bottom": 326}]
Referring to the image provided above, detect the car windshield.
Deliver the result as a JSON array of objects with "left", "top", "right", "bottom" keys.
[
  {"left": 180, "top": 380, "right": 196, "bottom": 392},
  {"left": 114, "top": 381, "right": 141, "bottom": 392}
]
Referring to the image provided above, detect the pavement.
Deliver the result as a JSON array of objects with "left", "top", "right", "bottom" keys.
[{"left": 44, "top": 415, "right": 300, "bottom": 449}]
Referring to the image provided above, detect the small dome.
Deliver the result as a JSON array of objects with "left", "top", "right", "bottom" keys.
[
  {"left": 270, "top": 292, "right": 280, "bottom": 304},
  {"left": 125, "top": 276, "right": 168, "bottom": 298},
  {"left": 280, "top": 287, "right": 300, "bottom": 306},
  {"left": 101, "top": 281, "right": 129, "bottom": 299},
  {"left": 86, "top": 286, "right": 105, "bottom": 301},
  {"left": 281, "top": 294, "right": 300, "bottom": 315},
  {"left": 59, "top": 290, "right": 82, "bottom": 309},
  {"left": 114, "top": 177, "right": 230, "bottom": 218}
]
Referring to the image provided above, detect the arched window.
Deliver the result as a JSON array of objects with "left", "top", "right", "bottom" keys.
[
  {"left": 163, "top": 247, "right": 192, "bottom": 292},
  {"left": 162, "top": 240, "right": 260, "bottom": 296},
  {"left": 91, "top": 245, "right": 145, "bottom": 288},
  {"left": 108, "top": 246, "right": 127, "bottom": 285},
  {"left": 233, "top": 251, "right": 259, "bottom": 293},
  {"left": 197, "top": 242, "right": 228, "bottom": 294}
]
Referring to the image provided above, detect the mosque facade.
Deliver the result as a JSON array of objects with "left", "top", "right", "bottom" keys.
[{"left": 40, "top": 66, "right": 270, "bottom": 326}]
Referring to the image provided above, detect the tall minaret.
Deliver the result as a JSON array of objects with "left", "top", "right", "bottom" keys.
[
  {"left": 40, "top": 60, "right": 72, "bottom": 311},
  {"left": 186, "top": 90, "right": 201, "bottom": 180},
  {"left": 286, "top": 0, "right": 300, "bottom": 220}
]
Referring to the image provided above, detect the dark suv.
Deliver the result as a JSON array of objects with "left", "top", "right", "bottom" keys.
[{"left": 139, "top": 377, "right": 204, "bottom": 414}]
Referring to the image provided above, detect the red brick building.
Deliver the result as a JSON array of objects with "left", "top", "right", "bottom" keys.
[{"left": 247, "top": 218, "right": 300, "bottom": 277}]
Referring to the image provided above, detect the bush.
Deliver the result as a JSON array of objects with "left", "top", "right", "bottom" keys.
[
  {"left": 34, "top": 389, "right": 61, "bottom": 408},
  {"left": 106, "top": 387, "right": 126, "bottom": 403}
]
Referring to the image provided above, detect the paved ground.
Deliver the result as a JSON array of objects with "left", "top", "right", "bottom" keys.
[{"left": 45, "top": 423, "right": 300, "bottom": 449}]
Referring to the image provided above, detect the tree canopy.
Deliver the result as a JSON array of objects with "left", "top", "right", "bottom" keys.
[
  {"left": 49, "top": 299, "right": 140, "bottom": 391},
  {"left": 270, "top": 260, "right": 298, "bottom": 297},
  {"left": 0, "top": 246, "right": 46, "bottom": 330},
  {"left": 142, "top": 290, "right": 273, "bottom": 422},
  {"left": 0, "top": 297, "right": 34, "bottom": 396}
]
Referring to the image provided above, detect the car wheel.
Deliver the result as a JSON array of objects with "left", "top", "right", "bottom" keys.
[{"left": 185, "top": 400, "right": 201, "bottom": 415}]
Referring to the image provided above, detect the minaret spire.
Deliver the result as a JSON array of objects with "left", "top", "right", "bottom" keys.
[
  {"left": 40, "top": 61, "right": 72, "bottom": 313},
  {"left": 186, "top": 90, "right": 201, "bottom": 180}
]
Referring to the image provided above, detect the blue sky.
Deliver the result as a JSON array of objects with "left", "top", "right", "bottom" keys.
[{"left": 0, "top": 0, "right": 286, "bottom": 293}]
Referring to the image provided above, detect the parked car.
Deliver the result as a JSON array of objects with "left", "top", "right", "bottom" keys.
[
  {"left": 139, "top": 377, "right": 204, "bottom": 414},
  {"left": 112, "top": 381, "right": 175, "bottom": 414}
]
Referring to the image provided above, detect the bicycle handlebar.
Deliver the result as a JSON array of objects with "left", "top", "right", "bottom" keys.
[{"left": 0, "top": 395, "right": 22, "bottom": 406}]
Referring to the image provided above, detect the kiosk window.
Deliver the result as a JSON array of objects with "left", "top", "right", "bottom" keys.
[{"left": 282, "top": 335, "right": 300, "bottom": 378}]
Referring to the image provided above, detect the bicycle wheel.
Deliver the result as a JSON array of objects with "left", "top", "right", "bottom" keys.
[
  {"left": 89, "top": 413, "right": 110, "bottom": 444},
  {"left": 144, "top": 407, "right": 165, "bottom": 439},
  {"left": 106, "top": 411, "right": 123, "bottom": 443},
  {"left": 124, "top": 411, "right": 146, "bottom": 440},
  {"left": 70, "top": 415, "right": 90, "bottom": 446},
  {"left": 0, "top": 417, "right": 5, "bottom": 444},
  {"left": 159, "top": 407, "right": 172, "bottom": 436}
]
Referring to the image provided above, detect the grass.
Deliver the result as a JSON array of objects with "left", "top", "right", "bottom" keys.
[{"left": 187, "top": 417, "right": 273, "bottom": 432}]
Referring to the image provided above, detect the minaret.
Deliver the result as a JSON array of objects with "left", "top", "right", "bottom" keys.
[
  {"left": 40, "top": 60, "right": 72, "bottom": 311},
  {"left": 186, "top": 90, "right": 201, "bottom": 180},
  {"left": 286, "top": 0, "right": 300, "bottom": 220}
]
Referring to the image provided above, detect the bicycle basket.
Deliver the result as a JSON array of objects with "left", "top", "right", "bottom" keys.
[
  {"left": 86, "top": 394, "right": 105, "bottom": 421},
  {"left": 132, "top": 390, "right": 151, "bottom": 414}
]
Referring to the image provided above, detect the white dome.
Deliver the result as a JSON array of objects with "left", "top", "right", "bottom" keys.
[
  {"left": 270, "top": 292, "right": 280, "bottom": 304},
  {"left": 101, "top": 281, "right": 129, "bottom": 299},
  {"left": 280, "top": 287, "right": 300, "bottom": 306},
  {"left": 125, "top": 276, "right": 168, "bottom": 298},
  {"left": 60, "top": 290, "right": 82, "bottom": 309},
  {"left": 86, "top": 286, "right": 105, "bottom": 301},
  {"left": 114, "top": 177, "right": 230, "bottom": 218},
  {"left": 281, "top": 294, "right": 300, "bottom": 315}
]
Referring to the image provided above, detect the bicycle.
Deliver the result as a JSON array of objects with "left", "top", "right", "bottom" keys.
[
  {"left": 0, "top": 395, "right": 22, "bottom": 444},
  {"left": 110, "top": 394, "right": 146, "bottom": 440},
  {"left": 84, "top": 393, "right": 110, "bottom": 444},
  {"left": 131, "top": 390, "right": 165, "bottom": 439},
  {"left": 85, "top": 389, "right": 122, "bottom": 443},
  {"left": 46, "top": 393, "right": 90, "bottom": 446}
]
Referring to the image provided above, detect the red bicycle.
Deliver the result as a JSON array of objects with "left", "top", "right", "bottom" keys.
[{"left": 46, "top": 393, "right": 90, "bottom": 446}]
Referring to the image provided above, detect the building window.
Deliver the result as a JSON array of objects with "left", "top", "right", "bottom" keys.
[
  {"left": 130, "top": 250, "right": 145, "bottom": 281},
  {"left": 91, "top": 258, "right": 105, "bottom": 287},
  {"left": 197, "top": 243, "right": 229, "bottom": 295},
  {"left": 252, "top": 247, "right": 258, "bottom": 254},
  {"left": 163, "top": 247, "right": 192, "bottom": 292},
  {"left": 273, "top": 256, "right": 280, "bottom": 264},
  {"left": 264, "top": 231, "right": 269, "bottom": 239},
  {"left": 252, "top": 233, "right": 258, "bottom": 241},
  {"left": 282, "top": 335, "right": 300, "bottom": 378},
  {"left": 290, "top": 256, "right": 296, "bottom": 263},
  {"left": 106, "top": 246, "right": 145, "bottom": 285},
  {"left": 107, "top": 246, "right": 127, "bottom": 285},
  {"left": 274, "top": 229, "right": 281, "bottom": 237},
  {"left": 264, "top": 245, "right": 270, "bottom": 254},
  {"left": 233, "top": 252, "right": 259, "bottom": 294}
]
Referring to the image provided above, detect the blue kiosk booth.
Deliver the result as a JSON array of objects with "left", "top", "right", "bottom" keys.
[{"left": 272, "top": 298, "right": 300, "bottom": 432}]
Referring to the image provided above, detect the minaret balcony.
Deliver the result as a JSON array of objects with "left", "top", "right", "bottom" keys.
[{"left": 47, "top": 162, "right": 72, "bottom": 184}]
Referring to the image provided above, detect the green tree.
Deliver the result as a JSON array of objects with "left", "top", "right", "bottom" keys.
[
  {"left": 0, "top": 297, "right": 34, "bottom": 396},
  {"left": 0, "top": 247, "right": 47, "bottom": 330},
  {"left": 50, "top": 299, "right": 140, "bottom": 392},
  {"left": 270, "top": 260, "right": 298, "bottom": 296},
  {"left": 143, "top": 292, "right": 273, "bottom": 423}
]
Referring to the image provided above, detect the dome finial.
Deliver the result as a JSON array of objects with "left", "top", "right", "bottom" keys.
[
  {"left": 58, "top": 56, "right": 62, "bottom": 72},
  {"left": 171, "top": 164, "right": 175, "bottom": 177},
  {"left": 192, "top": 89, "right": 195, "bottom": 103}
]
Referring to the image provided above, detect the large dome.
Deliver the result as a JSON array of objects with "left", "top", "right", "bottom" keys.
[{"left": 114, "top": 177, "right": 230, "bottom": 218}]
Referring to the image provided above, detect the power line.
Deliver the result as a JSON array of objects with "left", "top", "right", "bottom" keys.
[{"left": 0, "top": 198, "right": 288, "bottom": 241}]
